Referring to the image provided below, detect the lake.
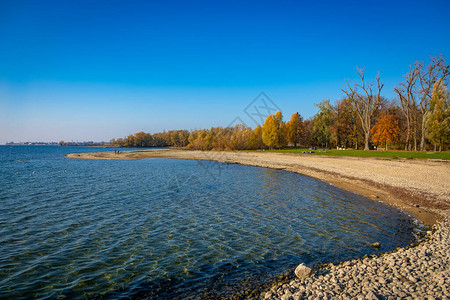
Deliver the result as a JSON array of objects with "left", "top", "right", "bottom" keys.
[{"left": 0, "top": 146, "right": 418, "bottom": 299}]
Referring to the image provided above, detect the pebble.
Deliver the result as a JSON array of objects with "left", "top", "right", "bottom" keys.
[{"left": 263, "top": 218, "right": 450, "bottom": 299}]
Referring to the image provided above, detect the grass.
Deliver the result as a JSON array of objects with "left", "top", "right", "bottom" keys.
[{"left": 267, "top": 148, "right": 450, "bottom": 160}]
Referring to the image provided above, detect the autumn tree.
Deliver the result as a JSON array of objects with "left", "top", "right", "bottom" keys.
[
  {"left": 275, "top": 111, "right": 287, "bottom": 148},
  {"left": 134, "top": 131, "right": 152, "bottom": 147},
  {"left": 285, "top": 112, "right": 303, "bottom": 147},
  {"left": 262, "top": 114, "right": 278, "bottom": 149},
  {"left": 333, "top": 98, "right": 362, "bottom": 149},
  {"left": 125, "top": 134, "right": 136, "bottom": 147},
  {"left": 301, "top": 119, "right": 314, "bottom": 147},
  {"left": 426, "top": 79, "right": 450, "bottom": 151},
  {"left": 248, "top": 125, "right": 265, "bottom": 149},
  {"left": 343, "top": 67, "right": 384, "bottom": 150},
  {"left": 261, "top": 111, "right": 284, "bottom": 149},
  {"left": 370, "top": 114, "right": 400, "bottom": 150}
]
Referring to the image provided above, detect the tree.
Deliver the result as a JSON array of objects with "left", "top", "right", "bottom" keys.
[
  {"left": 395, "top": 56, "right": 449, "bottom": 151},
  {"left": 248, "top": 125, "right": 265, "bottom": 149},
  {"left": 125, "top": 134, "right": 136, "bottom": 147},
  {"left": 274, "top": 111, "right": 287, "bottom": 148},
  {"left": 262, "top": 111, "right": 285, "bottom": 149},
  {"left": 286, "top": 112, "right": 303, "bottom": 147},
  {"left": 134, "top": 131, "right": 152, "bottom": 147},
  {"left": 426, "top": 79, "right": 450, "bottom": 151},
  {"left": 417, "top": 55, "right": 449, "bottom": 150},
  {"left": 343, "top": 67, "right": 384, "bottom": 150},
  {"left": 394, "top": 64, "right": 420, "bottom": 151},
  {"left": 370, "top": 114, "right": 400, "bottom": 150},
  {"left": 333, "top": 98, "right": 360, "bottom": 149},
  {"left": 262, "top": 114, "right": 278, "bottom": 149},
  {"left": 301, "top": 119, "right": 314, "bottom": 147},
  {"left": 312, "top": 99, "right": 334, "bottom": 148}
]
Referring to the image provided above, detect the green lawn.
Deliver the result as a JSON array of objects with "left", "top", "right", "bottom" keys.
[{"left": 268, "top": 148, "right": 450, "bottom": 160}]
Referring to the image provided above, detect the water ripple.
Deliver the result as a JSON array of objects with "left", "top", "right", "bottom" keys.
[{"left": 0, "top": 146, "right": 417, "bottom": 299}]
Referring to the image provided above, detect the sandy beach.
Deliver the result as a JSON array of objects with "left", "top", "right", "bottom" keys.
[{"left": 66, "top": 149, "right": 450, "bottom": 299}]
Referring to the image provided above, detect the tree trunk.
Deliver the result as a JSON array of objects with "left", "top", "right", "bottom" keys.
[
  {"left": 405, "top": 118, "right": 411, "bottom": 151},
  {"left": 420, "top": 117, "right": 427, "bottom": 151},
  {"left": 413, "top": 133, "right": 417, "bottom": 151},
  {"left": 364, "top": 130, "right": 370, "bottom": 150}
]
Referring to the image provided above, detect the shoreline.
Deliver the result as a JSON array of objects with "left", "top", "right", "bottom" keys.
[
  {"left": 66, "top": 149, "right": 449, "bottom": 225},
  {"left": 66, "top": 149, "right": 450, "bottom": 299}
]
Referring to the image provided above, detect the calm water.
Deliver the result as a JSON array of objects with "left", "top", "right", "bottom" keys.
[{"left": 0, "top": 146, "right": 417, "bottom": 299}]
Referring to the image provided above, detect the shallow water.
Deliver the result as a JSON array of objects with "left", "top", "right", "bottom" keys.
[{"left": 0, "top": 146, "right": 416, "bottom": 299}]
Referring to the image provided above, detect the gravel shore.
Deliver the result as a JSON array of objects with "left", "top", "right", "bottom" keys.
[
  {"left": 265, "top": 218, "right": 449, "bottom": 300},
  {"left": 66, "top": 149, "right": 450, "bottom": 299}
]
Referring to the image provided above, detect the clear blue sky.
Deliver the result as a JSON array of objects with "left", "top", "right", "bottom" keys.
[{"left": 1, "top": 0, "right": 449, "bottom": 144}]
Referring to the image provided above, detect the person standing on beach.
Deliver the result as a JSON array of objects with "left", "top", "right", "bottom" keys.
[{"left": 114, "top": 149, "right": 117, "bottom": 154}]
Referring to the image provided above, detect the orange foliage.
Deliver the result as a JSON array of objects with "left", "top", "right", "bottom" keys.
[{"left": 370, "top": 115, "right": 400, "bottom": 150}]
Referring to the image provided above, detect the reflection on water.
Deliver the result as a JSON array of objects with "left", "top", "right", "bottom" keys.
[{"left": 0, "top": 146, "right": 416, "bottom": 299}]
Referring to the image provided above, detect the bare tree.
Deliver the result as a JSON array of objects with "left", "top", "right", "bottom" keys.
[
  {"left": 417, "top": 55, "right": 449, "bottom": 150},
  {"left": 394, "top": 64, "right": 420, "bottom": 151},
  {"left": 342, "top": 67, "right": 384, "bottom": 150},
  {"left": 395, "top": 55, "right": 449, "bottom": 151}
]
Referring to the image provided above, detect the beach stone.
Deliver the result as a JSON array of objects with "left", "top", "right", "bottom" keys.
[
  {"left": 366, "top": 290, "right": 379, "bottom": 300},
  {"left": 292, "top": 294, "right": 302, "bottom": 300},
  {"left": 280, "top": 294, "right": 291, "bottom": 300},
  {"left": 295, "top": 264, "right": 312, "bottom": 280}
]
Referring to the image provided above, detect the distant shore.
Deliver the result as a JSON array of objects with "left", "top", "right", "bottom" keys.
[{"left": 66, "top": 149, "right": 449, "bottom": 225}]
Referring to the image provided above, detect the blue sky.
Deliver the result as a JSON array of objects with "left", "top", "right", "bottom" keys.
[{"left": 1, "top": 0, "right": 449, "bottom": 143}]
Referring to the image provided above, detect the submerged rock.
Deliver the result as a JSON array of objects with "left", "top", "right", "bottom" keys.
[{"left": 370, "top": 242, "right": 381, "bottom": 248}]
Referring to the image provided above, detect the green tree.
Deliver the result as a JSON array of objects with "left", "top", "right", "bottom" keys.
[
  {"left": 426, "top": 79, "right": 450, "bottom": 151},
  {"left": 313, "top": 99, "right": 334, "bottom": 148}
]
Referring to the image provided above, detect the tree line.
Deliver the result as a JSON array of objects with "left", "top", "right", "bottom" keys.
[{"left": 110, "top": 55, "right": 449, "bottom": 151}]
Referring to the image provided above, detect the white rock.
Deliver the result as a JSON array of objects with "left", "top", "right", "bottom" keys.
[{"left": 295, "top": 263, "right": 312, "bottom": 280}]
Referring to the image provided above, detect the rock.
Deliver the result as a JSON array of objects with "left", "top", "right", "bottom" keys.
[
  {"left": 370, "top": 242, "right": 381, "bottom": 248},
  {"left": 295, "top": 264, "right": 312, "bottom": 280},
  {"left": 366, "top": 290, "right": 379, "bottom": 300},
  {"left": 280, "top": 294, "right": 290, "bottom": 300},
  {"left": 378, "top": 277, "right": 386, "bottom": 284},
  {"left": 293, "top": 294, "right": 302, "bottom": 300}
]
